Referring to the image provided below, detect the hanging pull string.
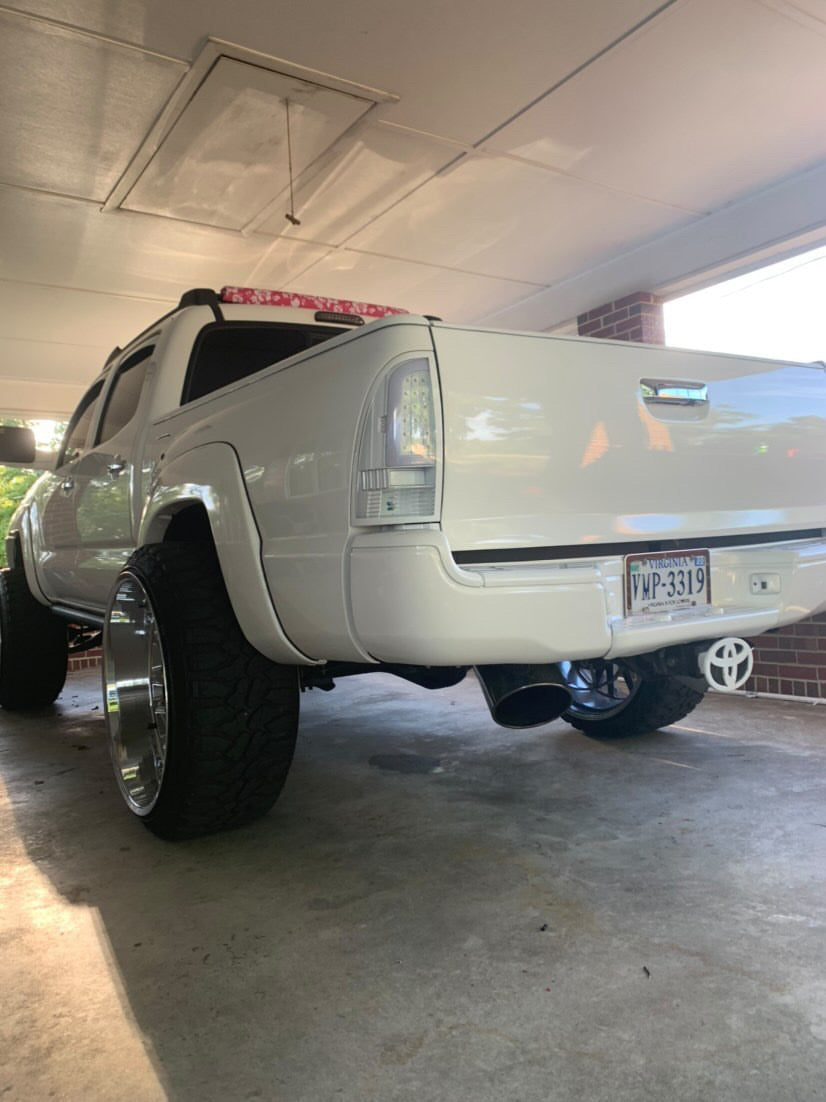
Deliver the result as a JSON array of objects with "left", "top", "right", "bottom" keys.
[{"left": 284, "top": 99, "right": 301, "bottom": 226}]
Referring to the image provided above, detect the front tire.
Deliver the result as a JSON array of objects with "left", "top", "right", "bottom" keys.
[
  {"left": 103, "top": 543, "right": 299, "bottom": 840},
  {"left": 0, "top": 566, "right": 67, "bottom": 709},
  {"left": 560, "top": 659, "right": 705, "bottom": 738}
]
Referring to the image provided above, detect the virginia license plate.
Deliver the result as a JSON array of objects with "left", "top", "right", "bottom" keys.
[{"left": 624, "top": 549, "right": 710, "bottom": 616}]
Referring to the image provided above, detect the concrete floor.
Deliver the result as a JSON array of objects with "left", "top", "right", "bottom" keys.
[{"left": 1, "top": 670, "right": 826, "bottom": 1102}]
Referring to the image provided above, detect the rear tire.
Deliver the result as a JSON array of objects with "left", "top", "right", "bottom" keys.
[
  {"left": 0, "top": 566, "right": 67, "bottom": 709},
  {"left": 560, "top": 659, "right": 705, "bottom": 738},
  {"left": 103, "top": 543, "right": 299, "bottom": 840}
]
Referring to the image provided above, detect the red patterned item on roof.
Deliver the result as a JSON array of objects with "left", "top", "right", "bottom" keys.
[{"left": 220, "top": 286, "right": 409, "bottom": 317}]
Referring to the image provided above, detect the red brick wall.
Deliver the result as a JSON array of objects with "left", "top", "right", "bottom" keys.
[
  {"left": 68, "top": 647, "right": 101, "bottom": 672},
  {"left": 748, "top": 617, "right": 826, "bottom": 699},
  {"left": 577, "top": 291, "right": 665, "bottom": 344},
  {"left": 577, "top": 291, "right": 826, "bottom": 700}
]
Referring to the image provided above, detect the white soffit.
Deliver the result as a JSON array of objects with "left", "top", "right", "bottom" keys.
[
  {"left": 481, "top": 0, "right": 826, "bottom": 212},
  {"left": 0, "top": 9, "right": 185, "bottom": 201},
  {"left": 112, "top": 43, "right": 395, "bottom": 231},
  {"left": 243, "top": 236, "right": 335, "bottom": 289},
  {"left": 0, "top": 187, "right": 263, "bottom": 298},
  {"left": 756, "top": 0, "right": 826, "bottom": 33},
  {"left": 0, "top": 282, "right": 171, "bottom": 350},
  {"left": 290, "top": 249, "right": 540, "bottom": 322},
  {"left": 254, "top": 123, "right": 466, "bottom": 245},
  {"left": 0, "top": 339, "right": 107, "bottom": 386},
  {"left": 1, "top": 379, "right": 85, "bottom": 420},
  {"left": 479, "top": 159, "right": 826, "bottom": 330},
  {"left": 5, "top": 0, "right": 668, "bottom": 141},
  {"left": 345, "top": 154, "right": 697, "bottom": 285}
]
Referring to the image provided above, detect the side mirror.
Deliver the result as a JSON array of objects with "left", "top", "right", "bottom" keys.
[{"left": 0, "top": 425, "right": 36, "bottom": 465}]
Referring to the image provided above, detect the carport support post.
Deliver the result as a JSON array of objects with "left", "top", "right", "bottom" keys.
[
  {"left": 577, "top": 291, "right": 665, "bottom": 345},
  {"left": 576, "top": 290, "right": 826, "bottom": 703}
]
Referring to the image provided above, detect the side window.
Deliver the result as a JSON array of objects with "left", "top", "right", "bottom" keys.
[
  {"left": 182, "top": 323, "right": 346, "bottom": 404},
  {"left": 96, "top": 347, "right": 153, "bottom": 445},
  {"left": 58, "top": 380, "right": 104, "bottom": 466}
]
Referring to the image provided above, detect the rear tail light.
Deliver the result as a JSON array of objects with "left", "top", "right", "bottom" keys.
[{"left": 354, "top": 357, "right": 441, "bottom": 524}]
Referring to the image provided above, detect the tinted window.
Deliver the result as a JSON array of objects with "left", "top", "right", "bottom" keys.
[
  {"left": 96, "top": 347, "right": 152, "bottom": 444},
  {"left": 58, "top": 380, "right": 104, "bottom": 466},
  {"left": 182, "top": 322, "right": 346, "bottom": 404}
]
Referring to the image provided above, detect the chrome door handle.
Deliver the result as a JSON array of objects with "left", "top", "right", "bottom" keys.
[
  {"left": 641, "top": 379, "right": 708, "bottom": 406},
  {"left": 60, "top": 477, "right": 74, "bottom": 494},
  {"left": 107, "top": 456, "right": 126, "bottom": 478}
]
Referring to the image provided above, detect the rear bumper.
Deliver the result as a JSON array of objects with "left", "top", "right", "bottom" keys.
[{"left": 349, "top": 532, "right": 826, "bottom": 665}]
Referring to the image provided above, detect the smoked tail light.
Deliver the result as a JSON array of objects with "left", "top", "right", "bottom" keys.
[{"left": 353, "top": 357, "right": 441, "bottom": 524}]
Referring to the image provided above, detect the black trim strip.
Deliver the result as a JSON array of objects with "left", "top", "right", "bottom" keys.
[
  {"left": 50, "top": 605, "right": 105, "bottom": 628},
  {"left": 453, "top": 529, "right": 826, "bottom": 566}
]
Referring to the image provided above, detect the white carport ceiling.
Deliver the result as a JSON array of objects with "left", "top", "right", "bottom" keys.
[{"left": 2, "top": 0, "right": 826, "bottom": 417}]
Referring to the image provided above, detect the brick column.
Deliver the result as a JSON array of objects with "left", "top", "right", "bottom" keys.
[
  {"left": 748, "top": 621, "right": 826, "bottom": 698},
  {"left": 577, "top": 291, "right": 665, "bottom": 344},
  {"left": 577, "top": 290, "right": 826, "bottom": 701}
]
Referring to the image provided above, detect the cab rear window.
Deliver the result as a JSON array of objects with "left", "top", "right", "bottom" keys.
[{"left": 181, "top": 322, "right": 345, "bottom": 404}]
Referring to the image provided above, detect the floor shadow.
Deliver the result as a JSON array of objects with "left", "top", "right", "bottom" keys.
[{"left": 3, "top": 669, "right": 826, "bottom": 1102}]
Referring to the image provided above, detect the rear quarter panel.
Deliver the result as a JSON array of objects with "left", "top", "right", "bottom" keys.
[{"left": 153, "top": 318, "right": 434, "bottom": 661}]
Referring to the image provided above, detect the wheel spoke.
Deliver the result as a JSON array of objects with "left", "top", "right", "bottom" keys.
[
  {"left": 561, "top": 659, "right": 640, "bottom": 717},
  {"left": 103, "top": 573, "right": 170, "bottom": 814}
]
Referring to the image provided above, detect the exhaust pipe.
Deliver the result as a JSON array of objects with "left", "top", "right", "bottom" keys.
[{"left": 474, "top": 663, "right": 573, "bottom": 729}]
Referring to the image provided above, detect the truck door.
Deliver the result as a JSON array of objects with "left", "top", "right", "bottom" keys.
[
  {"left": 66, "top": 345, "right": 154, "bottom": 608},
  {"left": 33, "top": 378, "right": 105, "bottom": 603}
]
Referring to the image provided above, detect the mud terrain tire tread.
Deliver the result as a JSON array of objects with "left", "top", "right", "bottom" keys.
[
  {"left": 106, "top": 543, "right": 299, "bottom": 840},
  {"left": 562, "top": 674, "right": 705, "bottom": 738},
  {"left": 0, "top": 567, "right": 68, "bottom": 709}
]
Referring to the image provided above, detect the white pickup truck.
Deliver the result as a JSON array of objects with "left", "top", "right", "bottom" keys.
[{"left": 2, "top": 286, "right": 825, "bottom": 839}]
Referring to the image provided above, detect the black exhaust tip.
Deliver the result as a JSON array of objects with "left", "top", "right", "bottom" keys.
[{"left": 474, "top": 664, "right": 573, "bottom": 729}]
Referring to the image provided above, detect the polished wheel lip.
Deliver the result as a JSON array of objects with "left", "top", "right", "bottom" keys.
[
  {"left": 103, "top": 570, "right": 170, "bottom": 816},
  {"left": 560, "top": 659, "right": 641, "bottom": 718}
]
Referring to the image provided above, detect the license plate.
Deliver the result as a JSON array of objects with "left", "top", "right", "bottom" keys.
[{"left": 624, "top": 549, "right": 710, "bottom": 616}]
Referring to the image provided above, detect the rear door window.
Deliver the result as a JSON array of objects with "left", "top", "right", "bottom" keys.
[
  {"left": 58, "top": 380, "right": 104, "bottom": 466},
  {"left": 95, "top": 346, "right": 153, "bottom": 444}
]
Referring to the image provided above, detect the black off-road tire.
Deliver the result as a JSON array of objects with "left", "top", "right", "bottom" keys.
[
  {"left": 0, "top": 566, "right": 68, "bottom": 709},
  {"left": 561, "top": 667, "right": 705, "bottom": 738},
  {"left": 104, "top": 542, "right": 299, "bottom": 840}
]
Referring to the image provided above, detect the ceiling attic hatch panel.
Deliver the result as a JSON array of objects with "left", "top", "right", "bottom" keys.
[{"left": 121, "top": 57, "right": 374, "bottom": 231}]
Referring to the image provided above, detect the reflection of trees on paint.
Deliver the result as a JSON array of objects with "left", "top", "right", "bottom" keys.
[
  {"left": 697, "top": 409, "right": 826, "bottom": 454},
  {"left": 76, "top": 479, "right": 132, "bottom": 543},
  {"left": 0, "top": 467, "right": 39, "bottom": 566}
]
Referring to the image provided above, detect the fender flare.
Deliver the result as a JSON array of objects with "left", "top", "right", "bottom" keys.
[{"left": 139, "top": 441, "right": 321, "bottom": 666}]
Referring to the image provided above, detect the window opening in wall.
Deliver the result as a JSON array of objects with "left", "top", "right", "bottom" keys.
[{"left": 664, "top": 244, "right": 826, "bottom": 362}]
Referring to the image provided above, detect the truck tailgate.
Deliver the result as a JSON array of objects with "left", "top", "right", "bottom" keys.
[{"left": 432, "top": 326, "right": 826, "bottom": 553}]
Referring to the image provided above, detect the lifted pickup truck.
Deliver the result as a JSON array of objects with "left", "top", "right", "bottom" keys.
[{"left": 2, "top": 286, "right": 825, "bottom": 839}]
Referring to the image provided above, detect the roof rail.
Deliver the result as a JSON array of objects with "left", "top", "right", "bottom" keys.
[{"left": 177, "top": 288, "right": 223, "bottom": 322}]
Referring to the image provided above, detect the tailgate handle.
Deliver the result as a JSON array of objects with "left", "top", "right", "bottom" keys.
[{"left": 641, "top": 379, "right": 708, "bottom": 406}]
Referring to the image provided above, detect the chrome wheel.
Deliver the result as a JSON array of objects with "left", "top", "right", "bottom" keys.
[
  {"left": 560, "top": 659, "right": 642, "bottom": 719},
  {"left": 103, "top": 572, "right": 169, "bottom": 815}
]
